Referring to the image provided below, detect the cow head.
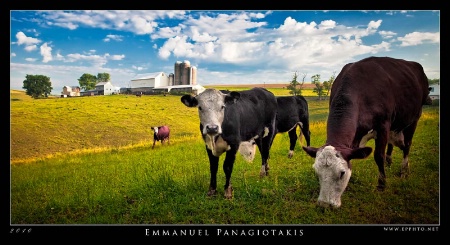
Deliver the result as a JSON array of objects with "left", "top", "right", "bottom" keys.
[
  {"left": 302, "top": 145, "right": 372, "bottom": 208},
  {"left": 181, "top": 89, "right": 241, "bottom": 154},
  {"left": 151, "top": 126, "right": 158, "bottom": 135}
]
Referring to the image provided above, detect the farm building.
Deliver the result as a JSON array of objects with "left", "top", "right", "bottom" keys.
[
  {"left": 80, "top": 89, "right": 98, "bottom": 96},
  {"left": 130, "top": 72, "right": 169, "bottom": 94},
  {"left": 429, "top": 84, "right": 440, "bottom": 100},
  {"left": 95, "top": 81, "right": 115, "bottom": 95},
  {"left": 61, "top": 86, "right": 81, "bottom": 97},
  {"left": 152, "top": 84, "right": 206, "bottom": 95}
]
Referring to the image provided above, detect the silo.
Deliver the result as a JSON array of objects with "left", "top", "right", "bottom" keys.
[
  {"left": 190, "top": 66, "right": 197, "bottom": 85},
  {"left": 168, "top": 73, "right": 174, "bottom": 86},
  {"left": 181, "top": 60, "right": 191, "bottom": 85},
  {"left": 174, "top": 61, "right": 182, "bottom": 85}
]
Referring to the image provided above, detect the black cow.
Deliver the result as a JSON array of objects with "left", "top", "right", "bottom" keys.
[
  {"left": 181, "top": 87, "right": 278, "bottom": 199},
  {"left": 275, "top": 95, "right": 311, "bottom": 158},
  {"left": 302, "top": 56, "right": 431, "bottom": 208}
]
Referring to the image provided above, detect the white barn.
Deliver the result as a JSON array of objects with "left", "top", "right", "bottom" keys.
[
  {"left": 130, "top": 72, "right": 169, "bottom": 89},
  {"left": 429, "top": 84, "right": 440, "bottom": 100}
]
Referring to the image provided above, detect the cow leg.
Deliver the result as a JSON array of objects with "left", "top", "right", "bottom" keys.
[
  {"left": 206, "top": 148, "right": 220, "bottom": 197},
  {"left": 223, "top": 149, "right": 237, "bottom": 199},
  {"left": 287, "top": 127, "right": 298, "bottom": 158},
  {"left": 386, "top": 143, "right": 394, "bottom": 167},
  {"left": 152, "top": 140, "right": 156, "bottom": 149},
  {"left": 374, "top": 128, "right": 389, "bottom": 191},
  {"left": 301, "top": 119, "right": 311, "bottom": 147},
  {"left": 399, "top": 121, "right": 418, "bottom": 178},
  {"left": 259, "top": 125, "right": 276, "bottom": 177}
]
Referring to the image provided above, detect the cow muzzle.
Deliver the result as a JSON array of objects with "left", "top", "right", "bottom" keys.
[{"left": 206, "top": 125, "right": 219, "bottom": 134}]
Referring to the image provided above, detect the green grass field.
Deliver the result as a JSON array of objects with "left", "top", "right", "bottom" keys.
[{"left": 10, "top": 89, "right": 439, "bottom": 226}]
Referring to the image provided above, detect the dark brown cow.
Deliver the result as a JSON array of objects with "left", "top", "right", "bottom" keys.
[{"left": 302, "top": 56, "right": 431, "bottom": 208}]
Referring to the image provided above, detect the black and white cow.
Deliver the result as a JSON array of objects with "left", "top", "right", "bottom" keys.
[
  {"left": 275, "top": 95, "right": 311, "bottom": 158},
  {"left": 302, "top": 56, "right": 431, "bottom": 208},
  {"left": 181, "top": 87, "right": 278, "bottom": 199},
  {"left": 151, "top": 125, "right": 170, "bottom": 149}
]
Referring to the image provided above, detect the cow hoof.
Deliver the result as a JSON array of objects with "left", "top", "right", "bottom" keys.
[
  {"left": 386, "top": 156, "right": 392, "bottom": 167},
  {"left": 224, "top": 186, "right": 233, "bottom": 199},
  {"left": 400, "top": 170, "right": 409, "bottom": 178},
  {"left": 260, "top": 171, "right": 269, "bottom": 177},
  {"left": 207, "top": 189, "right": 218, "bottom": 197}
]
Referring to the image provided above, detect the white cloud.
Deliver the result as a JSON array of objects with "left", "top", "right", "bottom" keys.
[
  {"left": 103, "top": 34, "right": 124, "bottom": 42},
  {"left": 40, "top": 10, "right": 186, "bottom": 35},
  {"left": 40, "top": 43, "right": 53, "bottom": 63},
  {"left": 24, "top": 45, "right": 38, "bottom": 52},
  {"left": 15, "top": 31, "right": 41, "bottom": 46},
  {"left": 379, "top": 30, "right": 397, "bottom": 39},
  {"left": 398, "top": 32, "right": 440, "bottom": 47},
  {"left": 109, "top": 54, "right": 125, "bottom": 60}
]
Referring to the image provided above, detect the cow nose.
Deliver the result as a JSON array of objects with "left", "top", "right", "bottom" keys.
[{"left": 206, "top": 125, "right": 219, "bottom": 134}]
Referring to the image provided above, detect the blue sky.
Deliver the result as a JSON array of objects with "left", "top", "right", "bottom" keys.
[{"left": 10, "top": 10, "right": 440, "bottom": 95}]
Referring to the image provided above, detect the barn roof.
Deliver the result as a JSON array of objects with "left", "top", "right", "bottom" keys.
[
  {"left": 96, "top": 81, "right": 111, "bottom": 86},
  {"left": 132, "top": 72, "right": 165, "bottom": 80}
]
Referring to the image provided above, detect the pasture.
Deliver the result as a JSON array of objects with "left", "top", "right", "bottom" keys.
[{"left": 10, "top": 88, "right": 439, "bottom": 227}]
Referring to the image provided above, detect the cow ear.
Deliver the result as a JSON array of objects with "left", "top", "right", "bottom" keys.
[
  {"left": 225, "top": 91, "right": 240, "bottom": 104},
  {"left": 302, "top": 146, "right": 319, "bottom": 158},
  {"left": 349, "top": 147, "right": 372, "bottom": 160},
  {"left": 181, "top": 95, "right": 198, "bottom": 107}
]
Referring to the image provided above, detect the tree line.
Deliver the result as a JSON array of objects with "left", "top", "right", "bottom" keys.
[
  {"left": 20, "top": 72, "right": 440, "bottom": 99},
  {"left": 21, "top": 73, "right": 111, "bottom": 99},
  {"left": 287, "top": 71, "right": 440, "bottom": 100}
]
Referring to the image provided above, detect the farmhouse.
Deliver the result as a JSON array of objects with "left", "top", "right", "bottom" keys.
[
  {"left": 95, "top": 81, "right": 116, "bottom": 95},
  {"left": 61, "top": 86, "right": 81, "bottom": 97}
]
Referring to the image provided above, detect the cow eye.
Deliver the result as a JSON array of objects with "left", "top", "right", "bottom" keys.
[
  {"left": 335, "top": 153, "right": 340, "bottom": 158},
  {"left": 340, "top": 170, "right": 346, "bottom": 179}
]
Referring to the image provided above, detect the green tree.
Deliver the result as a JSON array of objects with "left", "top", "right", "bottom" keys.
[
  {"left": 78, "top": 73, "right": 97, "bottom": 91},
  {"left": 428, "top": 78, "right": 439, "bottom": 85},
  {"left": 311, "top": 74, "right": 326, "bottom": 100},
  {"left": 324, "top": 71, "right": 336, "bottom": 97},
  {"left": 22, "top": 74, "right": 53, "bottom": 99},
  {"left": 286, "top": 71, "right": 306, "bottom": 96},
  {"left": 97, "top": 73, "right": 111, "bottom": 83}
]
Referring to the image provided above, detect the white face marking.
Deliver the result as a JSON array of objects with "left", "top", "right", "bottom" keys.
[
  {"left": 196, "top": 89, "right": 227, "bottom": 136},
  {"left": 313, "top": 145, "right": 351, "bottom": 208},
  {"left": 153, "top": 127, "right": 159, "bottom": 135}
]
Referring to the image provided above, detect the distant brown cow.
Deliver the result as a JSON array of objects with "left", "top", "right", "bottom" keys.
[
  {"left": 302, "top": 56, "right": 431, "bottom": 208},
  {"left": 151, "top": 125, "right": 170, "bottom": 149}
]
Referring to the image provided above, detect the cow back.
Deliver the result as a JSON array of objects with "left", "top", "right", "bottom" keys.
[
  {"left": 221, "top": 87, "right": 277, "bottom": 143},
  {"left": 328, "top": 56, "right": 429, "bottom": 142}
]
